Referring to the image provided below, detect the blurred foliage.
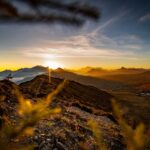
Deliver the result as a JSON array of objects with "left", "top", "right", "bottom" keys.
[
  {"left": 0, "top": 80, "right": 67, "bottom": 150},
  {"left": 112, "top": 99, "right": 150, "bottom": 150},
  {"left": 0, "top": 0, "right": 100, "bottom": 26},
  {"left": 0, "top": 79, "right": 150, "bottom": 150},
  {"left": 87, "top": 100, "right": 150, "bottom": 150},
  {"left": 88, "top": 120, "right": 107, "bottom": 150}
]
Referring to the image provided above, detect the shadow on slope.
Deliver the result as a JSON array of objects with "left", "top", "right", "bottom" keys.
[{"left": 20, "top": 75, "right": 113, "bottom": 112}]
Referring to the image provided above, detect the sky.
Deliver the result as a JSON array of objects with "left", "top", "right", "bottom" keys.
[{"left": 0, "top": 0, "right": 150, "bottom": 70}]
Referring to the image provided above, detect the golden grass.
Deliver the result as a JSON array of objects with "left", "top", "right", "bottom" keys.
[
  {"left": 86, "top": 99, "right": 150, "bottom": 150},
  {"left": 0, "top": 79, "right": 150, "bottom": 150},
  {"left": 0, "top": 80, "right": 67, "bottom": 150},
  {"left": 112, "top": 99, "right": 150, "bottom": 150},
  {"left": 88, "top": 120, "right": 107, "bottom": 150}
]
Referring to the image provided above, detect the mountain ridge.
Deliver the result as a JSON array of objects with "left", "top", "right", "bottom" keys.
[{"left": 0, "top": 75, "right": 124, "bottom": 150}]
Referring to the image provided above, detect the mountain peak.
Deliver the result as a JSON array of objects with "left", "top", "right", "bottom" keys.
[{"left": 54, "top": 67, "right": 65, "bottom": 72}]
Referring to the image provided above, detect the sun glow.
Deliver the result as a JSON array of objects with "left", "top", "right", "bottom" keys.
[{"left": 44, "top": 61, "right": 63, "bottom": 69}]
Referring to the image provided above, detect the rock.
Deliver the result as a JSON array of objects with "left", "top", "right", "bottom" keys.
[
  {"left": 111, "top": 141, "right": 114, "bottom": 146},
  {"left": 11, "top": 138, "right": 19, "bottom": 142},
  {"left": 46, "top": 138, "right": 52, "bottom": 142},
  {"left": 55, "top": 140, "right": 68, "bottom": 150},
  {"left": 34, "top": 136, "right": 39, "bottom": 141},
  {"left": 38, "top": 141, "right": 46, "bottom": 149}
]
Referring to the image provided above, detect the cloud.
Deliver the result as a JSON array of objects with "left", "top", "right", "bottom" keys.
[
  {"left": 21, "top": 28, "right": 142, "bottom": 60},
  {"left": 139, "top": 13, "right": 150, "bottom": 22},
  {"left": 20, "top": 11, "right": 142, "bottom": 60},
  {"left": 21, "top": 31, "right": 140, "bottom": 60},
  {"left": 22, "top": 32, "right": 137, "bottom": 59},
  {"left": 89, "top": 10, "right": 130, "bottom": 36},
  {"left": 86, "top": 26, "right": 142, "bottom": 52}
]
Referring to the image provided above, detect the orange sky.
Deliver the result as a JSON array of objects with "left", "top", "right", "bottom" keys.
[{"left": 0, "top": 55, "right": 150, "bottom": 71}]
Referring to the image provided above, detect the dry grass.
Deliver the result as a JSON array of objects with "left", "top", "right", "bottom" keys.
[
  {"left": 88, "top": 120, "right": 107, "bottom": 150},
  {"left": 86, "top": 99, "right": 150, "bottom": 150},
  {"left": 0, "top": 80, "right": 67, "bottom": 150},
  {"left": 112, "top": 99, "right": 150, "bottom": 150},
  {"left": 0, "top": 78, "right": 150, "bottom": 150}
]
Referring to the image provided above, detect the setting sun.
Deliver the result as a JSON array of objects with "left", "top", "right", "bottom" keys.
[{"left": 44, "top": 61, "right": 63, "bottom": 69}]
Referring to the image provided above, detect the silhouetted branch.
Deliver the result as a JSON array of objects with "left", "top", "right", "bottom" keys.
[
  {"left": 17, "top": 0, "right": 100, "bottom": 19},
  {"left": 0, "top": 14, "right": 84, "bottom": 25},
  {"left": 0, "top": 0, "right": 100, "bottom": 26},
  {"left": 0, "top": 0, "right": 18, "bottom": 16}
]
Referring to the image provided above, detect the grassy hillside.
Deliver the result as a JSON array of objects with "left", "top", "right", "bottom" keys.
[
  {"left": 0, "top": 74, "right": 150, "bottom": 150},
  {"left": 20, "top": 75, "right": 113, "bottom": 112}
]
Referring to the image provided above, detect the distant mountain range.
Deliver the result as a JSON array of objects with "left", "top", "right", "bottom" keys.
[
  {"left": 74, "top": 66, "right": 149, "bottom": 76},
  {"left": 0, "top": 65, "right": 48, "bottom": 77},
  {"left": 1, "top": 66, "right": 149, "bottom": 79},
  {"left": 0, "top": 65, "right": 48, "bottom": 83},
  {"left": 0, "top": 66, "right": 150, "bottom": 92}
]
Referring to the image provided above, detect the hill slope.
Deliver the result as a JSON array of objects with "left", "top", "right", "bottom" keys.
[
  {"left": 0, "top": 75, "right": 123, "bottom": 150},
  {"left": 20, "top": 75, "right": 113, "bottom": 112}
]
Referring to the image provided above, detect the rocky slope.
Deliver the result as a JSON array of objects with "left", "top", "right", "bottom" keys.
[{"left": 0, "top": 75, "right": 124, "bottom": 150}]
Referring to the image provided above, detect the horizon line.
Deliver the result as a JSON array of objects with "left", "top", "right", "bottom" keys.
[{"left": 0, "top": 65, "right": 150, "bottom": 72}]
